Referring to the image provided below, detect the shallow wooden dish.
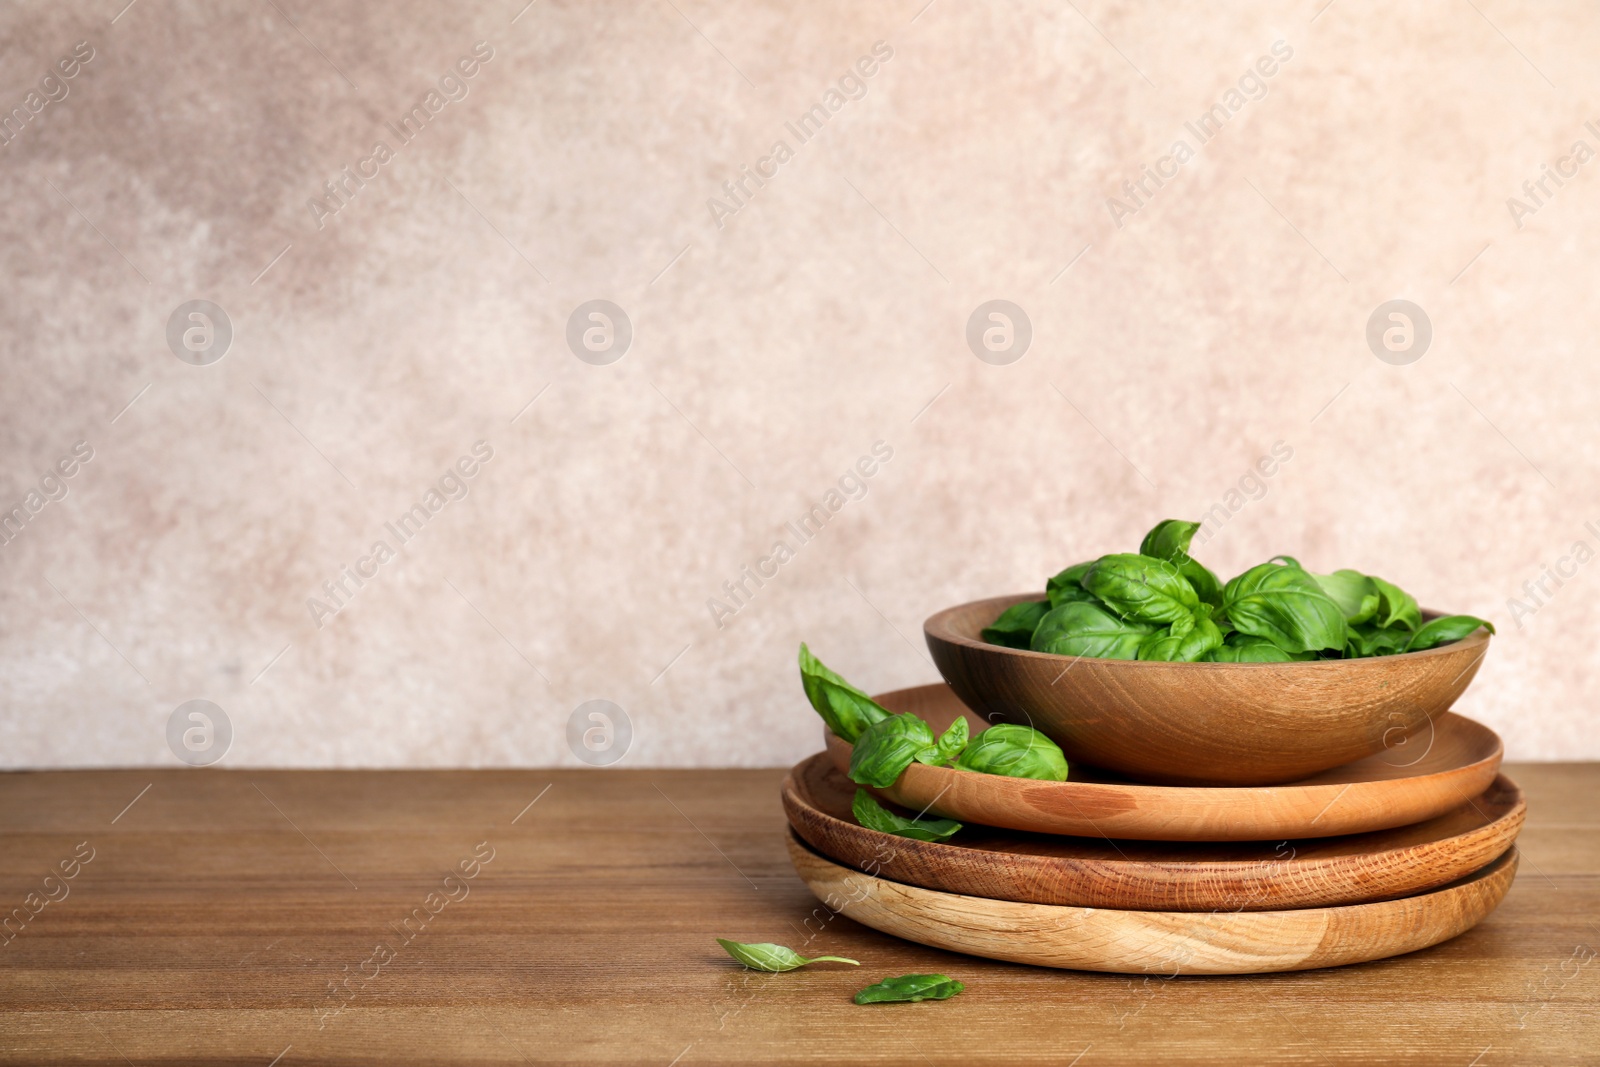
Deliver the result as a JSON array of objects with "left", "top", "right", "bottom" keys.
[
  {"left": 788, "top": 834, "right": 1517, "bottom": 974},
  {"left": 785, "top": 753, "right": 1524, "bottom": 910},
  {"left": 826, "top": 684, "right": 1502, "bottom": 841},
  {"left": 926, "top": 592, "right": 1492, "bottom": 785}
]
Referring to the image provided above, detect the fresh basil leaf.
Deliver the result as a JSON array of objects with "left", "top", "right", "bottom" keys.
[
  {"left": 1370, "top": 576, "right": 1422, "bottom": 631},
  {"left": 1313, "top": 569, "right": 1381, "bottom": 625},
  {"left": 1081, "top": 553, "right": 1200, "bottom": 624},
  {"left": 852, "top": 789, "right": 963, "bottom": 842},
  {"left": 1030, "top": 601, "right": 1153, "bottom": 660},
  {"left": 716, "top": 939, "right": 859, "bottom": 972},
  {"left": 854, "top": 973, "right": 965, "bottom": 1004},
  {"left": 798, "top": 643, "right": 890, "bottom": 743},
  {"left": 1271, "top": 555, "right": 1304, "bottom": 569},
  {"left": 1207, "top": 633, "right": 1302, "bottom": 662},
  {"left": 1344, "top": 622, "right": 1410, "bottom": 658},
  {"left": 954, "top": 723, "right": 1068, "bottom": 782},
  {"left": 1404, "top": 614, "right": 1495, "bottom": 652},
  {"left": 981, "top": 600, "right": 1050, "bottom": 649},
  {"left": 917, "top": 717, "right": 968, "bottom": 767},
  {"left": 1138, "top": 518, "right": 1223, "bottom": 606},
  {"left": 1138, "top": 615, "right": 1223, "bottom": 662},
  {"left": 1222, "top": 561, "right": 1348, "bottom": 654},
  {"left": 849, "top": 713, "right": 937, "bottom": 788},
  {"left": 1045, "top": 561, "right": 1097, "bottom": 608}
]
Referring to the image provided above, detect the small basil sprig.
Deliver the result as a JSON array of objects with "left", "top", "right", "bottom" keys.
[
  {"left": 849, "top": 714, "right": 968, "bottom": 788},
  {"left": 799, "top": 643, "right": 889, "bottom": 743},
  {"left": 853, "top": 789, "right": 962, "bottom": 842},
  {"left": 853, "top": 974, "right": 965, "bottom": 1004},
  {"left": 716, "top": 939, "right": 859, "bottom": 972},
  {"left": 954, "top": 723, "right": 1068, "bottom": 781},
  {"left": 980, "top": 599, "right": 1050, "bottom": 648}
]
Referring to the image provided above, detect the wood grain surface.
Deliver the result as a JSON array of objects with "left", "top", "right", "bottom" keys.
[
  {"left": 829, "top": 684, "right": 1503, "bottom": 841},
  {"left": 1, "top": 765, "right": 1595, "bottom": 1065},
  {"left": 926, "top": 593, "right": 1491, "bottom": 784},
  {"left": 787, "top": 833, "right": 1517, "bottom": 974},
  {"left": 784, "top": 754, "right": 1525, "bottom": 910}
]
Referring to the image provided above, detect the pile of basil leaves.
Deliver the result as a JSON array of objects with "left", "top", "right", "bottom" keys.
[
  {"left": 983, "top": 519, "right": 1493, "bottom": 663},
  {"left": 800, "top": 643, "right": 1069, "bottom": 842}
]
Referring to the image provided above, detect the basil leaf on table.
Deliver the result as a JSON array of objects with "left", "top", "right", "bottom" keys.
[
  {"left": 1138, "top": 615, "right": 1224, "bottom": 662},
  {"left": 1369, "top": 575, "right": 1422, "bottom": 632},
  {"left": 798, "top": 643, "right": 889, "bottom": 743},
  {"left": 716, "top": 939, "right": 859, "bottom": 972},
  {"left": 1404, "top": 614, "right": 1495, "bottom": 652},
  {"left": 1081, "top": 553, "right": 1200, "bottom": 625},
  {"left": 1313, "top": 569, "right": 1381, "bottom": 625},
  {"left": 852, "top": 789, "right": 963, "bottom": 842},
  {"left": 849, "top": 713, "right": 937, "bottom": 788},
  {"left": 854, "top": 974, "right": 966, "bottom": 1004},
  {"left": 1222, "top": 560, "right": 1348, "bottom": 654},
  {"left": 1030, "top": 601, "right": 1154, "bottom": 660},
  {"left": 981, "top": 600, "right": 1051, "bottom": 649},
  {"left": 919, "top": 717, "right": 969, "bottom": 767},
  {"left": 1138, "top": 518, "right": 1223, "bottom": 607},
  {"left": 1206, "top": 633, "right": 1308, "bottom": 662},
  {"left": 954, "top": 723, "right": 1069, "bottom": 782},
  {"left": 1045, "top": 561, "right": 1098, "bottom": 608}
]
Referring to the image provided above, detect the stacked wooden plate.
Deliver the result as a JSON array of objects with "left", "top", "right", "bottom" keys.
[{"left": 783, "top": 683, "right": 1523, "bottom": 975}]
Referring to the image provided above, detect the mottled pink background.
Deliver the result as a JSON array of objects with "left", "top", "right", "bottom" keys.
[{"left": 1, "top": 0, "right": 1593, "bottom": 767}]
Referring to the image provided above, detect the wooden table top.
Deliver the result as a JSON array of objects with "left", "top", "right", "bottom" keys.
[{"left": 1, "top": 763, "right": 1595, "bottom": 1065}]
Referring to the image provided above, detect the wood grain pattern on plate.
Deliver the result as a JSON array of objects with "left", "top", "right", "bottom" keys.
[
  {"left": 826, "top": 684, "right": 1502, "bottom": 841},
  {"left": 788, "top": 833, "right": 1518, "bottom": 975},
  {"left": 785, "top": 753, "right": 1523, "bottom": 910}
]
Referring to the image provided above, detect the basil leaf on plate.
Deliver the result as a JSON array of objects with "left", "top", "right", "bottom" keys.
[
  {"left": 854, "top": 974, "right": 966, "bottom": 1004},
  {"left": 981, "top": 600, "right": 1051, "bottom": 649},
  {"left": 1138, "top": 518, "right": 1223, "bottom": 607},
  {"left": 716, "top": 939, "right": 859, "bottom": 972},
  {"left": 954, "top": 723, "right": 1069, "bottom": 782},
  {"left": 918, "top": 717, "right": 969, "bottom": 767},
  {"left": 798, "top": 643, "right": 889, "bottom": 743},
  {"left": 1222, "top": 561, "right": 1348, "bottom": 654},
  {"left": 1206, "top": 633, "right": 1308, "bottom": 662},
  {"left": 852, "top": 789, "right": 963, "bottom": 842},
  {"left": 849, "top": 713, "right": 937, "bottom": 788},
  {"left": 1138, "top": 615, "right": 1224, "bottom": 662},
  {"left": 1313, "top": 569, "right": 1381, "bottom": 625},
  {"left": 1045, "top": 561, "right": 1098, "bottom": 608},
  {"left": 1404, "top": 614, "right": 1495, "bottom": 652},
  {"left": 1369, "top": 575, "right": 1422, "bottom": 632},
  {"left": 1030, "top": 601, "right": 1153, "bottom": 660},
  {"left": 1081, "top": 553, "right": 1200, "bottom": 625}
]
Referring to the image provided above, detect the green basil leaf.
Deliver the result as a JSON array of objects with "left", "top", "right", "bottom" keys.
[
  {"left": 798, "top": 643, "right": 890, "bottom": 743},
  {"left": 1138, "top": 518, "right": 1222, "bottom": 606},
  {"left": 1045, "top": 561, "right": 1097, "bottom": 608},
  {"left": 1222, "top": 561, "right": 1348, "bottom": 653},
  {"left": 954, "top": 723, "right": 1069, "bottom": 782},
  {"left": 1370, "top": 576, "right": 1423, "bottom": 631},
  {"left": 1206, "top": 633, "right": 1302, "bottom": 662},
  {"left": 1081, "top": 553, "right": 1200, "bottom": 624},
  {"left": 1138, "top": 615, "right": 1223, "bottom": 662},
  {"left": 1404, "top": 614, "right": 1495, "bottom": 653},
  {"left": 917, "top": 717, "right": 969, "bottom": 767},
  {"left": 849, "top": 713, "right": 937, "bottom": 788},
  {"left": 1344, "top": 622, "right": 1410, "bottom": 658},
  {"left": 716, "top": 939, "right": 859, "bottom": 972},
  {"left": 1030, "top": 601, "right": 1154, "bottom": 660},
  {"left": 852, "top": 789, "right": 963, "bottom": 842},
  {"left": 981, "top": 600, "right": 1050, "bottom": 649},
  {"left": 1313, "top": 569, "right": 1381, "bottom": 625},
  {"left": 853, "top": 973, "right": 965, "bottom": 1004}
]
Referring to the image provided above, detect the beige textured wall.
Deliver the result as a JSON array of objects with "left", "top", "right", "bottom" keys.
[{"left": 1, "top": 0, "right": 1595, "bottom": 768}]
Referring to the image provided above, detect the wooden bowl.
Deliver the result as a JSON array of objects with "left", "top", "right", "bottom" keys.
[{"left": 925, "top": 593, "right": 1492, "bottom": 786}]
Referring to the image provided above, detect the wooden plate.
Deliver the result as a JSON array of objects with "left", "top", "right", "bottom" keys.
[
  {"left": 785, "top": 753, "right": 1524, "bottom": 910},
  {"left": 787, "top": 834, "right": 1518, "bottom": 974},
  {"left": 826, "top": 684, "right": 1502, "bottom": 841}
]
